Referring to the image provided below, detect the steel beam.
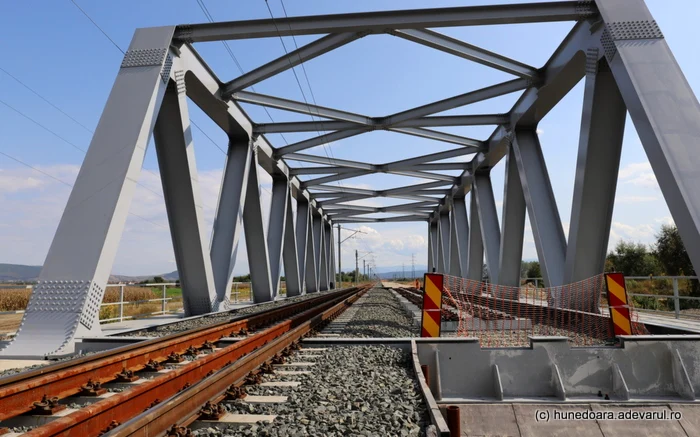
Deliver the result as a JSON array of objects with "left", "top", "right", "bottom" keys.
[
  {"left": 277, "top": 128, "right": 369, "bottom": 155},
  {"left": 453, "top": 197, "right": 469, "bottom": 278},
  {"left": 301, "top": 170, "right": 371, "bottom": 187},
  {"left": 175, "top": 2, "right": 593, "bottom": 41},
  {"left": 312, "top": 213, "right": 324, "bottom": 292},
  {"left": 565, "top": 54, "right": 625, "bottom": 288},
  {"left": 388, "top": 170, "right": 457, "bottom": 183},
  {"left": 333, "top": 215, "right": 427, "bottom": 223},
  {"left": 449, "top": 203, "right": 464, "bottom": 276},
  {"left": 467, "top": 191, "right": 484, "bottom": 281},
  {"left": 243, "top": 151, "right": 274, "bottom": 302},
  {"left": 389, "top": 127, "right": 483, "bottom": 148},
  {"left": 385, "top": 78, "right": 530, "bottom": 126},
  {"left": 322, "top": 221, "right": 332, "bottom": 290},
  {"left": 284, "top": 152, "right": 374, "bottom": 170},
  {"left": 386, "top": 147, "right": 476, "bottom": 170},
  {"left": 296, "top": 199, "right": 311, "bottom": 293},
  {"left": 328, "top": 221, "right": 336, "bottom": 288},
  {"left": 497, "top": 146, "right": 526, "bottom": 291},
  {"left": 394, "top": 114, "right": 509, "bottom": 128},
  {"left": 289, "top": 166, "right": 360, "bottom": 175},
  {"left": 210, "top": 139, "right": 252, "bottom": 305},
  {"left": 154, "top": 78, "right": 217, "bottom": 316},
  {"left": 1, "top": 27, "right": 176, "bottom": 358},
  {"left": 255, "top": 120, "right": 358, "bottom": 133},
  {"left": 282, "top": 189, "right": 302, "bottom": 296},
  {"left": 594, "top": 0, "right": 700, "bottom": 277},
  {"left": 267, "top": 177, "right": 289, "bottom": 299},
  {"left": 438, "top": 211, "right": 451, "bottom": 273},
  {"left": 512, "top": 129, "right": 566, "bottom": 289},
  {"left": 391, "top": 29, "right": 538, "bottom": 79},
  {"left": 428, "top": 222, "right": 438, "bottom": 272},
  {"left": 473, "top": 172, "right": 501, "bottom": 283},
  {"left": 222, "top": 32, "right": 364, "bottom": 96},
  {"left": 232, "top": 91, "right": 372, "bottom": 125}
]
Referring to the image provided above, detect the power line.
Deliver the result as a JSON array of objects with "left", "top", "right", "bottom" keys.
[
  {"left": 264, "top": 0, "right": 343, "bottom": 190},
  {"left": 70, "top": 0, "right": 125, "bottom": 54},
  {"left": 0, "top": 66, "right": 93, "bottom": 133},
  {"left": 0, "top": 150, "right": 168, "bottom": 231}
]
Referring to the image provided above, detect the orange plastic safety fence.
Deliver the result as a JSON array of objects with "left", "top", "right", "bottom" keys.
[{"left": 441, "top": 274, "right": 647, "bottom": 347}]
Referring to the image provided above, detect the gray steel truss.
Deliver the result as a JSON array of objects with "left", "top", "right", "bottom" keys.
[{"left": 6, "top": 0, "right": 700, "bottom": 357}]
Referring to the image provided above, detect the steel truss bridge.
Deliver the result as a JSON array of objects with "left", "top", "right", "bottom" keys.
[{"left": 3, "top": 0, "right": 700, "bottom": 358}]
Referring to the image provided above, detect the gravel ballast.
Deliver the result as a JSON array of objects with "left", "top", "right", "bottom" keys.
[
  {"left": 197, "top": 345, "right": 428, "bottom": 437},
  {"left": 123, "top": 289, "right": 340, "bottom": 338},
  {"left": 325, "top": 288, "right": 417, "bottom": 338}
]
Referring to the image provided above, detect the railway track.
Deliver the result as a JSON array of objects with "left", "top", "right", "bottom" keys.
[{"left": 0, "top": 285, "right": 371, "bottom": 436}]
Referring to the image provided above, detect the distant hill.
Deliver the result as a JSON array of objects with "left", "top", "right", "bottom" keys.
[
  {"left": 0, "top": 264, "right": 41, "bottom": 282},
  {"left": 0, "top": 264, "right": 179, "bottom": 284}
]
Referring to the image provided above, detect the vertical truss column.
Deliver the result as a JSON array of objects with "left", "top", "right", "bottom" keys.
[
  {"left": 328, "top": 221, "right": 336, "bottom": 288},
  {"left": 296, "top": 199, "right": 314, "bottom": 293},
  {"left": 267, "top": 177, "right": 289, "bottom": 299},
  {"left": 449, "top": 200, "right": 465, "bottom": 277},
  {"left": 243, "top": 148, "right": 274, "bottom": 302},
  {"left": 438, "top": 211, "right": 450, "bottom": 273},
  {"left": 306, "top": 210, "right": 319, "bottom": 293},
  {"left": 453, "top": 197, "right": 469, "bottom": 278},
  {"left": 595, "top": 0, "right": 700, "bottom": 275},
  {"left": 467, "top": 191, "right": 484, "bottom": 281},
  {"left": 324, "top": 221, "right": 334, "bottom": 288},
  {"left": 318, "top": 217, "right": 329, "bottom": 291},
  {"left": 153, "top": 76, "right": 217, "bottom": 315},
  {"left": 498, "top": 145, "right": 527, "bottom": 291},
  {"left": 282, "top": 189, "right": 302, "bottom": 296},
  {"left": 428, "top": 222, "right": 438, "bottom": 273},
  {"left": 473, "top": 171, "right": 501, "bottom": 284},
  {"left": 565, "top": 53, "right": 626, "bottom": 292},
  {"left": 0, "top": 27, "right": 176, "bottom": 358},
  {"left": 210, "top": 138, "right": 251, "bottom": 307},
  {"left": 512, "top": 130, "right": 566, "bottom": 291}
]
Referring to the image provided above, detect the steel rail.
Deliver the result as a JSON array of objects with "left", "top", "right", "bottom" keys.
[
  {"left": 0, "top": 288, "right": 359, "bottom": 421},
  {"left": 17, "top": 286, "right": 369, "bottom": 436},
  {"left": 105, "top": 285, "right": 369, "bottom": 437}
]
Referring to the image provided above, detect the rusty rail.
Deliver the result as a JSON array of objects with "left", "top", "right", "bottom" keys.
[
  {"left": 0, "top": 287, "right": 362, "bottom": 422},
  {"left": 104, "top": 286, "right": 367, "bottom": 436}
]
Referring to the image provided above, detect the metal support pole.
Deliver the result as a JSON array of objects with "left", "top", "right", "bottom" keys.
[
  {"left": 162, "top": 284, "right": 167, "bottom": 314},
  {"left": 512, "top": 129, "right": 566, "bottom": 290},
  {"left": 119, "top": 285, "right": 124, "bottom": 323},
  {"left": 438, "top": 211, "right": 450, "bottom": 273},
  {"left": 282, "top": 188, "right": 301, "bottom": 296},
  {"left": 467, "top": 191, "right": 484, "bottom": 281},
  {"left": 565, "top": 53, "right": 625, "bottom": 288},
  {"left": 243, "top": 149, "right": 274, "bottom": 302},
  {"left": 449, "top": 207, "right": 463, "bottom": 277},
  {"left": 337, "top": 224, "right": 342, "bottom": 288},
  {"left": 296, "top": 199, "right": 311, "bottom": 293},
  {"left": 154, "top": 78, "right": 218, "bottom": 315},
  {"left": 473, "top": 172, "right": 501, "bottom": 283},
  {"left": 355, "top": 250, "right": 359, "bottom": 286},
  {"left": 673, "top": 278, "right": 680, "bottom": 319},
  {"left": 267, "top": 177, "right": 290, "bottom": 299},
  {"left": 0, "top": 26, "right": 176, "bottom": 358},
  {"left": 427, "top": 222, "right": 436, "bottom": 273},
  {"left": 498, "top": 145, "right": 526, "bottom": 291},
  {"left": 453, "top": 197, "right": 469, "bottom": 278},
  {"left": 595, "top": 0, "right": 700, "bottom": 279}
]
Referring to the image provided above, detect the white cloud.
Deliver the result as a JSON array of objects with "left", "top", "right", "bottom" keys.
[{"left": 618, "top": 162, "right": 658, "bottom": 189}]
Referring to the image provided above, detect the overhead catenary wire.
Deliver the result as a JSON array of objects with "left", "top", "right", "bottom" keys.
[{"left": 263, "top": 0, "right": 345, "bottom": 191}]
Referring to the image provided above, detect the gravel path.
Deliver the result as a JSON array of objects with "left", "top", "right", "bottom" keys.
[
  {"left": 123, "top": 289, "right": 340, "bottom": 338},
  {"left": 196, "top": 345, "right": 428, "bottom": 437},
  {"left": 324, "top": 288, "right": 417, "bottom": 338}
]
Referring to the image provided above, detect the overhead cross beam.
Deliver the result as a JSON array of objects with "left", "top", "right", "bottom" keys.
[{"left": 175, "top": 2, "right": 594, "bottom": 41}]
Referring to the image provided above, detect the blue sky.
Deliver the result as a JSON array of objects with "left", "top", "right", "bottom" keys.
[{"left": 1, "top": 0, "right": 699, "bottom": 276}]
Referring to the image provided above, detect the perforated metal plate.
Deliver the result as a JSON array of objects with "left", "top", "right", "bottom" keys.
[
  {"left": 121, "top": 48, "right": 168, "bottom": 68},
  {"left": 607, "top": 20, "right": 664, "bottom": 41}
]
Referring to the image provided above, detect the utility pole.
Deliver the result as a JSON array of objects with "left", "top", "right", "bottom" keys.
[
  {"left": 338, "top": 225, "right": 366, "bottom": 289},
  {"left": 363, "top": 260, "right": 366, "bottom": 279},
  {"left": 411, "top": 253, "right": 416, "bottom": 280},
  {"left": 355, "top": 249, "right": 359, "bottom": 286}
]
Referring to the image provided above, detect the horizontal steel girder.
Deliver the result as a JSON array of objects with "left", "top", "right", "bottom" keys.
[
  {"left": 222, "top": 32, "right": 365, "bottom": 96},
  {"left": 391, "top": 29, "right": 538, "bottom": 79},
  {"left": 175, "top": 2, "right": 594, "bottom": 41},
  {"left": 254, "top": 114, "right": 509, "bottom": 133},
  {"left": 333, "top": 214, "right": 429, "bottom": 223}
]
